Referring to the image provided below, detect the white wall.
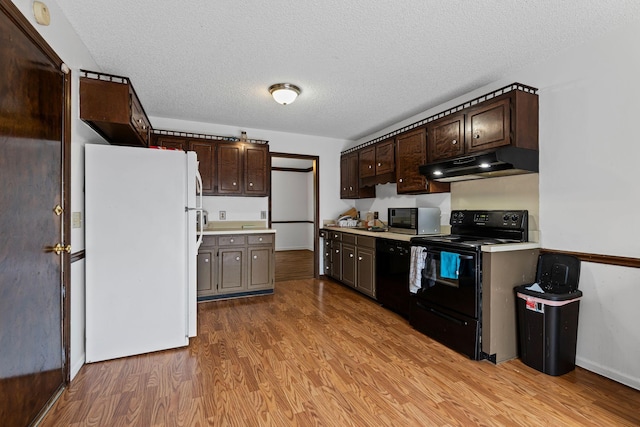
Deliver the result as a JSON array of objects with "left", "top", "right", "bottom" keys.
[
  {"left": 10, "top": 0, "right": 106, "bottom": 380},
  {"left": 272, "top": 170, "right": 314, "bottom": 250},
  {"left": 353, "top": 21, "right": 640, "bottom": 389}
]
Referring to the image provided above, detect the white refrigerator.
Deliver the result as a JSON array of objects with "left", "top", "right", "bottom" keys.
[{"left": 85, "top": 144, "right": 203, "bottom": 363}]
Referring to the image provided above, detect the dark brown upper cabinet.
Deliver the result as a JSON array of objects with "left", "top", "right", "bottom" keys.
[
  {"left": 79, "top": 70, "right": 151, "bottom": 147},
  {"left": 340, "top": 152, "right": 375, "bottom": 199},
  {"left": 396, "top": 128, "right": 450, "bottom": 195},
  {"left": 244, "top": 144, "right": 269, "bottom": 196},
  {"left": 359, "top": 138, "right": 395, "bottom": 187},
  {"left": 150, "top": 131, "right": 269, "bottom": 197},
  {"left": 428, "top": 90, "right": 538, "bottom": 162}
]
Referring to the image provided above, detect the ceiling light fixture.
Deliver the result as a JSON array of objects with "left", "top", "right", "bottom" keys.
[{"left": 269, "top": 83, "right": 301, "bottom": 105}]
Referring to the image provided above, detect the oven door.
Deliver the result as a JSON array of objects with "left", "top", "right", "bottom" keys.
[{"left": 415, "top": 247, "right": 480, "bottom": 319}]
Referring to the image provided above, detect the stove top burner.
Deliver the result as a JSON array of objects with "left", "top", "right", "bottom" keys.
[{"left": 411, "top": 210, "right": 529, "bottom": 249}]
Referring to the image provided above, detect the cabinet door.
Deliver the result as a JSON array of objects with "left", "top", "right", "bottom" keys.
[
  {"left": 218, "top": 247, "right": 246, "bottom": 293},
  {"left": 217, "top": 143, "right": 243, "bottom": 195},
  {"left": 330, "top": 241, "right": 342, "bottom": 280},
  {"left": 395, "top": 128, "right": 427, "bottom": 194},
  {"left": 189, "top": 140, "right": 215, "bottom": 194},
  {"left": 341, "top": 244, "right": 356, "bottom": 288},
  {"left": 155, "top": 135, "right": 188, "bottom": 151},
  {"left": 359, "top": 146, "right": 376, "bottom": 179},
  {"left": 466, "top": 97, "right": 511, "bottom": 153},
  {"left": 248, "top": 246, "right": 273, "bottom": 290},
  {"left": 356, "top": 247, "right": 376, "bottom": 298},
  {"left": 340, "top": 155, "right": 349, "bottom": 198},
  {"left": 347, "top": 152, "right": 359, "bottom": 198},
  {"left": 375, "top": 139, "right": 395, "bottom": 176},
  {"left": 322, "top": 235, "right": 332, "bottom": 275},
  {"left": 428, "top": 113, "right": 465, "bottom": 161},
  {"left": 244, "top": 144, "right": 269, "bottom": 196},
  {"left": 197, "top": 249, "right": 216, "bottom": 296}
]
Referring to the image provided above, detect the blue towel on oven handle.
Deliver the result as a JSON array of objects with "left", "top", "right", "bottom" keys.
[{"left": 440, "top": 251, "right": 460, "bottom": 279}]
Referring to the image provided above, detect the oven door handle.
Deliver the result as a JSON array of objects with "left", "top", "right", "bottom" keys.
[
  {"left": 416, "top": 301, "right": 468, "bottom": 326},
  {"left": 425, "top": 251, "right": 474, "bottom": 261}
]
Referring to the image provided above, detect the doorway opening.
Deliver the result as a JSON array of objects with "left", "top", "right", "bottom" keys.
[{"left": 269, "top": 152, "right": 319, "bottom": 281}]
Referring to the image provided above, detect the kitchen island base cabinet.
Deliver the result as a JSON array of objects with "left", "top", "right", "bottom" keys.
[{"left": 197, "top": 233, "right": 275, "bottom": 300}]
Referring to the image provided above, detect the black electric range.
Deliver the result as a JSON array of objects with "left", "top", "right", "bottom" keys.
[{"left": 409, "top": 210, "right": 528, "bottom": 360}]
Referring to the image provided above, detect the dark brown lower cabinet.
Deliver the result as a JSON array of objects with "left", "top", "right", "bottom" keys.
[
  {"left": 322, "top": 230, "right": 376, "bottom": 299},
  {"left": 197, "top": 233, "right": 274, "bottom": 299}
]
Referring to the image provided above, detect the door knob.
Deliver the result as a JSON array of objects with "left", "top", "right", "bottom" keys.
[{"left": 51, "top": 243, "right": 71, "bottom": 255}]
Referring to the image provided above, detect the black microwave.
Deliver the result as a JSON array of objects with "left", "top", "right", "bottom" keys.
[{"left": 388, "top": 207, "right": 441, "bottom": 235}]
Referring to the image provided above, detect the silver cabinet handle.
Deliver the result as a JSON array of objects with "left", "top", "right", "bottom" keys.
[
  {"left": 233, "top": 181, "right": 237, "bottom": 186},
  {"left": 249, "top": 182, "right": 254, "bottom": 187},
  {"left": 230, "top": 238, "right": 234, "bottom": 243},
  {"left": 235, "top": 256, "right": 240, "bottom": 261},
  {"left": 349, "top": 253, "right": 354, "bottom": 258},
  {"left": 205, "top": 258, "right": 209, "bottom": 263},
  {"left": 358, "top": 256, "right": 363, "bottom": 261},
  {"left": 258, "top": 237, "right": 263, "bottom": 241},
  {"left": 335, "top": 249, "right": 340, "bottom": 253},
  {"left": 349, "top": 186, "right": 353, "bottom": 190},
  {"left": 377, "top": 162, "right": 381, "bottom": 167},
  {"left": 399, "top": 178, "right": 403, "bottom": 183},
  {"left": 452, "top": 139, "right": 458, "bottom": 145},
  {"left": 253, "top": 255, "right": 258, "bottom": 259},
  {"left": 474, "top": 133, "right": 481, "bottom": 139},
  {"left": 368, "top": 164, "right": 372, "bottom": 169}
]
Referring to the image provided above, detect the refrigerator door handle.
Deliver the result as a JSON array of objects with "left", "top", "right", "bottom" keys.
[{"left": 195, "top": 169, "right": 204, "bottom": 249}]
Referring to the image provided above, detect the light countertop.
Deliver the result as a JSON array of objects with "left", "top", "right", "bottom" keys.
[
  {"left": 322, "top": 226, "right": 541, "bottom": 252},
  {"left": 202, "top": 220, "right": 275, "bottom": 235}
]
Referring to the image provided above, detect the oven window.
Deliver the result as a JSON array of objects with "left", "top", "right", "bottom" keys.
[{"left": 417, "top": 249, "right": 479, "bottom": 318}]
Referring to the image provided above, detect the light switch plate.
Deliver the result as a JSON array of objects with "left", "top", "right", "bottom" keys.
[
  {"left": 260, "top": 211, "right": 267, "bottom": 219},
  {"left": 219, "top": 211, "right": 226, "bottom": 220},
  {"left": 72, "top": 212, "right": 82, "bottom": 228}
]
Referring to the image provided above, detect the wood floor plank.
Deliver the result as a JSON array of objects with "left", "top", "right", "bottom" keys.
[{"left": 40, "top": 278, "right": 640, "bottom": 426}]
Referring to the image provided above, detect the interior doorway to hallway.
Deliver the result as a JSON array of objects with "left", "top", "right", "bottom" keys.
[{"left": 269, "top": 152, "right": 319, "bottom": 280}]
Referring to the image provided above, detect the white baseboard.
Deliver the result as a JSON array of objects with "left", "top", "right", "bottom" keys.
[
  {"left": 576, "top": 356, "right": 640, "bottom": 391},
  {"left": 70, "top": 353, "right": 85, "bottom": 381}
]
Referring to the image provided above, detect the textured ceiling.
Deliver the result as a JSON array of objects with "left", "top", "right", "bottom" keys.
[{"left": 55, "top": 0, "right": 640, "bottom": 141}]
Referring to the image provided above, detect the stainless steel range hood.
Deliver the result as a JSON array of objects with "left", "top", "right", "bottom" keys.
[{"left": 419, "top": 146, "right": 538, "bottom": 182}]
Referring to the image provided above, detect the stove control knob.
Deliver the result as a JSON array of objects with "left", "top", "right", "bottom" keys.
[
  {"left": 511, "top": 214, "right": 519, "bottom": 222},
  {"left": 503, "top": 214, "right": 510, "bottom": 221},
  {"left": 452, "top": 212, "right": 458, "bottom": 219}
]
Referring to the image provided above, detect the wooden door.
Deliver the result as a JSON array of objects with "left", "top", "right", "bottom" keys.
[
  {"left": 428, "top": 113, "right": 465, "bottom": 161},
  {"left": 247, "top": 246, "right": 272, "bottom": 290},
  {"left": 244, "top": 144, "right": 269, "bottom": 196},
  {"left": 375, "top": 139, "right": 395, "bottom": 176},
  {"left": 189, "top": 140, "right": 214, "bottom": 194},
  {"left": 217, "top": 143, "right": 243, "bottom": 195},
  {"left": 466, "top": 97, "right": 511, "bottom": 153},
  {"left": 347, "top": 152, "right": 359, "bottom": 198},
  {"left": 395, "top": 128, "right": 427, "bottom": 194},
  {"left": 341, "top": 244, "right": 356, "bottom": 288},
  {"left": 356, "top": 247, "right": 376, "bottom": 298},
  {"left": 359, "top": 146, "right": 376, "bottom": 179},
  {"left": 218, "top": 248, "right": 246, "bottom": 293},
  {"left": 0, "top": 2, "right": 68, "bottom": 425}
]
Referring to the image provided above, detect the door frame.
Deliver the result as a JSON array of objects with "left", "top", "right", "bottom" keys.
[
  {"left": 1, "top": 0, "right": 71, "bottom": 384},
  {"left": 268, "top": 152, "right": 320, "bottom": 278}
]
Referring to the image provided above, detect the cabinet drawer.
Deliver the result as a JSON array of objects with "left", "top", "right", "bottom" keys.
[
  {"left": 201, "top": 236, "right": 216, "bottom": 247},
  {"left": 248, "top": 234, "right": 273, "bottom": 245},
  {"left": 342, "top": 233, "right": 356, "bottom": 245},
  {"left": 356, "top": 235, "right": 376, "bottom": 249},
  {"left": 218, "top": 235, "right": 246, "bottom": 246},
  {"left": 330, "top": 231, "right": 342, "bottom": 241}
]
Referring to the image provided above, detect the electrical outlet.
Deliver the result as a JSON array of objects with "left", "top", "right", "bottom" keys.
[
  {"left": 219, "top": 211, "right": 226, "bottom": 220},
  {"left": 260, "top": 211, "right": 267, "bottom": 220}
]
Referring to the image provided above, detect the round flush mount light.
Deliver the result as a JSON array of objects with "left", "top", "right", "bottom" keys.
[{"left": 268, "top": 83, "right": 301, "bottom": 105}]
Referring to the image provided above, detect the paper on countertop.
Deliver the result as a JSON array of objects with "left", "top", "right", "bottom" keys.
[{"left": 525, "top": 283, "right": 544, "bottom": 293}]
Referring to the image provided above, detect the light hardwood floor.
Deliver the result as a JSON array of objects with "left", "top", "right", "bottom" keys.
[
  {"left": 40, "top": 279, "right": 640, "bottom": 426},
  {"left": 275, "top": 250, "right": 314, "bottom": 282}
]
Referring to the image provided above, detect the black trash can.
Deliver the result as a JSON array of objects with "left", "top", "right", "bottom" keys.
[{"left": 514, "top": 254, "right": 583, "bottom": 376}]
